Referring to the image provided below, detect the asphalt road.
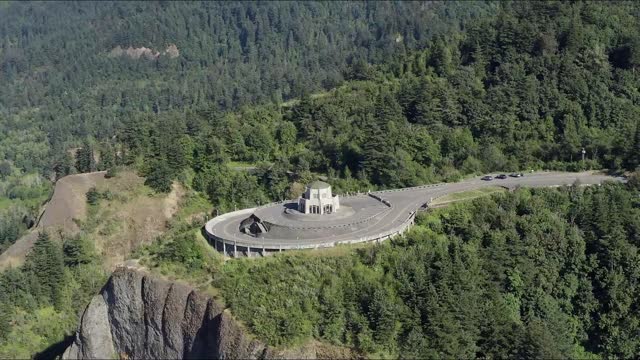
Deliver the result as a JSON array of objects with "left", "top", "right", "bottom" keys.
[{"left": 204, "top": 171, "right": 623, "bottom": 251}]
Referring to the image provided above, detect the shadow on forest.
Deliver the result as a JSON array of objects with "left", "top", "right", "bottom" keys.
[{"left": 34, "top": 334, "right": 74, "bottom": 360}]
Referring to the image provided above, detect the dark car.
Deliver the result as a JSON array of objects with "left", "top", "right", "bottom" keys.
[
  {"left": 510, "top": 173, "right": 524, "bottom": 178},
  {"left": 481, "top": 175, "right": 494, "bottom": 181},
  {"left": 496, "top": 174, "right": 508, "bottom": 179}
]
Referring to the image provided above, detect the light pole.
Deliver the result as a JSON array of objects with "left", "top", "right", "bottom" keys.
[{"left": 581, "top": 148, "right": 586, "bottom": 167}]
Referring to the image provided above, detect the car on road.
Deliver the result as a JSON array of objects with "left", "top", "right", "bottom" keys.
[
  {"left": 510, "top": 173, "right": 524, "bottom": 178},
  {"left": 481, "top": 175, "right": 493, "bottom": 181},
  {"left": 496, "top": 174, "right": 508, "bottom": 179}
]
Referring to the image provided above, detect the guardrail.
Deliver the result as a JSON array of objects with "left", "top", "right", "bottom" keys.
[
  {"left": 203, "top": 187, "right": 432, "bottom": 256},
  {"left": 203, "top": 178, "right": 480, "bottom": 255},
  {"left": 367, "top": 193, "right": 392, "bottom": 207},
  {"left": 330, "top": 210, "right": 417, "bottom": 247},
  {"left": 372, "top": 182, "right": 445, "bottom": 194},
  {"left": 248, "top": 182, "right": 444, "bottom": 210},
  {"left": 203, "top": 204, "right": 419, "bottom": 256},
  {"left": 265, "top": 208, "right": 390, "bottom": 231},
  {"left": 204, "top": 172, "right": 621, "bottom": 257}
]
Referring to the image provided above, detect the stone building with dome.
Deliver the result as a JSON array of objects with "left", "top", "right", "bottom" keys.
[{"left": 297, "top": 180, "right": 340, "bottom": 214}]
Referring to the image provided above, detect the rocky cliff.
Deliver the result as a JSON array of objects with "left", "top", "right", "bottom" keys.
[
  {"left": 64, "top": 269, "right": 354, "bottom": 359},
  {"left": 63, "top": 268, "right": 268, "bottom": 359}
]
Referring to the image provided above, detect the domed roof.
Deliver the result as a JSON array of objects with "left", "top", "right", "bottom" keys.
[{"left": 307, "top": 180, "right": 331, "bottom": 190}]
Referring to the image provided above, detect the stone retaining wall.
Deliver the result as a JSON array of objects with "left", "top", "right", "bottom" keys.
[{"left": 203, "top": 207, "right": 418, "bottom": 258}]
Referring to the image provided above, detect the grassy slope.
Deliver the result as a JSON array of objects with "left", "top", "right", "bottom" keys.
[
  {"left": 77, "top": 170, "right": 190, "bottom": 270},
  {"left": 430, "top": 186, "right": 507, "bottom": 206}
]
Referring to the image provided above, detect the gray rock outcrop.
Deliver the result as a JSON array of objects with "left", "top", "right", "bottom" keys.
[
  {"left": 63, "top": 269, "right": 267, "bottom": 359},
  {"left": 63, "top": 294, "right": 115, "bottom": 359}
]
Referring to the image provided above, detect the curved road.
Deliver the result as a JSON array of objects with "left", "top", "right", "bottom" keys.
[{"left": 204, "top": 171, "right": 623, "bottom": 253}]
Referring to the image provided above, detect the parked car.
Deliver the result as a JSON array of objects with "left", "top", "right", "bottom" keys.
[
  {"left": 510, "top": 173, "right": 524, "bottom": 178},
  {"left": 481, "top": 175, "right": 494, "bottom": 181},
  {"left": 496, "top": 174, "right": 508, "bottom": 179}
]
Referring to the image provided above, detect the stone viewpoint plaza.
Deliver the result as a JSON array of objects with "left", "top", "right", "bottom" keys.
[{"left": 204, "top": 171, "right": 621, "bottom": 257}]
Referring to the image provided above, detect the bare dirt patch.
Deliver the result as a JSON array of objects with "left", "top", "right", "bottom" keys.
[
  {"left": 108, "top": 44, "right": 180, "bottom": 60},
  {"left": 38, "top": 171, "right": 107, "bottom": 231}
]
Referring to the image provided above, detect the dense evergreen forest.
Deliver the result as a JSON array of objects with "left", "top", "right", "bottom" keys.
[
  {"left": 0, "top": 232, "right": 105, "bottom": 357},
  {"left": 1, "top": 0, "right": 640, "bottom": 357},
  {"left": 1, "top": 1, "right": 638, "bottom": 210},
  {"left": 0, "top": 1, "right": 489, "bottom": 173}
]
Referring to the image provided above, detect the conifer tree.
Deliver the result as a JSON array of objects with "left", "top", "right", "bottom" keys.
[
  {"left": 629, "top": 123, "right": 640, "bottom": 170},
  {"left": 99, "top": 143, "right": 115, "bottom": 171},
  {"left": 144, "top": 161, "right": 173, "bottom": 193},
  {"left": 75, "top": 141, "right": 96, "bottom": 173},
  {"left": 26, "top": 232, "right": 65, "bottom": 309},
  {"left": 0, "top": 162, "right": 11, "bottom": 179},
  {"left": 63, "top": 235, "right": 94, "bottom": 267}
]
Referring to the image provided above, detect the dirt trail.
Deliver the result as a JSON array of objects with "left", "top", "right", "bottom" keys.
[
  {"left": 0, "top": 172, "right": 106, "bottom": 270},
  {"left": 39, "top": 172, "right": 107, "bottom": 230}
]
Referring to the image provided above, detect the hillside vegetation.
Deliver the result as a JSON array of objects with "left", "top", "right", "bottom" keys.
[
  {"left": 0, "top": 171, "right": 50, "bottom": 254},
  {"left": 0, "top": 2, "right": 493, "bottom": 356},
  {"left": 1, "top": 2, "right": 639, "bottom": 212},
  {"left": 0, "top": 1, "right": 490, "bottom": 177}
]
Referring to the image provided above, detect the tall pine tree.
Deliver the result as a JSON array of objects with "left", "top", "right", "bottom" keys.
[
  {"left": 25, "top": 232, "right": 65, "bottom": 309},
  {"left": 75, "top": 140, "right": 96, "bottom": 173},
  {"left": 628, "top": 122, "right": 640, "bottom": 170}
]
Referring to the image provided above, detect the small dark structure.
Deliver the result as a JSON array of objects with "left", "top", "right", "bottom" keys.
[{"left": 239, "top": 214, "right": 269, "bottom": 236}]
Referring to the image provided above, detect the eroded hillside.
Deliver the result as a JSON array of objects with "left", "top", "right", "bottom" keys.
[{"left": 0, "top": 170, "right": 185, "bottom": 271}]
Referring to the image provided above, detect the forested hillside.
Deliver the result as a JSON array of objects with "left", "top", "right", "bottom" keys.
[
  {"left": 1, "top": 1, "right": 639, "bottom": 205},
  {"left": 0, "top": 2, "right": 491, "bottom": 354},
  {"left": 0, "top": 231, "right": 106, "bottom": 358},
  {"left": 118, "top": 1, "right": 640, "bottom": 213},
  {"left": 0, "top": 1, "right": 489, "bottom": 174}
]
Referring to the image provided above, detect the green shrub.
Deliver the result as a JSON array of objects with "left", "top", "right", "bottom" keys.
[{"left": 86, "top": 187, "right": 100, "bottom": 205}]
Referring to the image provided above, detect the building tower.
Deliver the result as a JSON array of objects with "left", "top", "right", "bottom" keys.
[{"left": 297, "top": 180, "right": 340, "bottom": 215}]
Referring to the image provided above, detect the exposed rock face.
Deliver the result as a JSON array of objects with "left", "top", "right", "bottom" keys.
[
  {"left": 63, "top": 294, "right": 115, "bottom": 359},
  {"left": 63, "top": 269, "right": 268, "bottom": 359},
  {"left": 108, "top": 45, "right": 179, "bottom": 60},
  {"left": 64, "top": 269, "right": 351, "bottom": 359}
]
